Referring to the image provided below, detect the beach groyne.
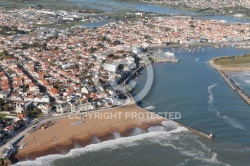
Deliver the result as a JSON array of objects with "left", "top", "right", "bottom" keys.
[{"left": 209, "top": 59, "right": 250, "bottom": 105}]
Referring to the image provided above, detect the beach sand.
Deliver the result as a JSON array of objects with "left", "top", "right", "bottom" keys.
[{"left": 16, "top": 104, "right": 165, "bottom": 160}]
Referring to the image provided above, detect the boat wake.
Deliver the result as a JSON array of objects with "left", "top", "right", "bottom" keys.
[
  {"left": 222, "top": 116, "right": 249, "bottom": 132},
  {"left": 195, "top": 58, "right": 209, "bottom": 64},
  {"left": 195, "top": 58, "right": 200, "bottom": 62},
  {"left": 208, "top": 83, "right": 217, "bottom": 105}
]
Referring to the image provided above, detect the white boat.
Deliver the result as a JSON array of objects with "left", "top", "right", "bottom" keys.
[
  {"left": 164, "top": 51, "right": 174, "bottom": 56},
  {"left": 234, "top": 14, "right": 245, "bottom": 17}
]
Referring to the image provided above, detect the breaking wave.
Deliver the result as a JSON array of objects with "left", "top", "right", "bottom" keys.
[
  {"left": 15, "top": 127, "right": 188, "bottom": 166},
  {"left": 147, "top": 126, "right": 167, "bottom": 132},
  {"left": 143, "top": 105, "right": 155, "bottom": 110},
  {"left": 244, "top": 80, "right": 250, "bottom": 84},
  {"left": 242, "top": 72, "right": 250, "bottom": 77},
  {"left": 176, "top": 135, "right": 230, "bottom": 166},
  {"left": 178, "top": 151, "right": 228, "bottom": 165},
  {"left": 161, "top": 120, "right": 179, "bottom": 130},
  {"left": 130, "top": 127, "right": 146, "bottom": 136}
]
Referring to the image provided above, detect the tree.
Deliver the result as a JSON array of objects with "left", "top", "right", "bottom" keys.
[
  {"left": 22, "top": 110, "right": 29, "bottom": 117},
  {"left": 36, "top": 4, "right": 44, "bottom": 9},
  {"left": 75, "top": 54, "right": 81, "bottom": 59},
  {"left": 2, "top": 104, "right": 10, "bottom": 111},
  {"left": 0, "top": 99, "right": 5, "bottom": 106},
  {"left": 113, "top": 40, "right": 121, "bottom": 46},
  {"left": 30, "top": 108, "right": 42, "bottom": 118},
  {"left": 23, "top": 84, "right": 29, "bottom": 92},
  {"left": 189, "top": 24, "right": 195, "bottom": 29},
  {"left": 3, "top": 50, "right": 9, "bottom": 56}
]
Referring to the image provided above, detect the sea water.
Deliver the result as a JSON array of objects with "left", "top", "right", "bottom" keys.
[{"left": 15, "top": 46, "right": 250, "bottom": 166}]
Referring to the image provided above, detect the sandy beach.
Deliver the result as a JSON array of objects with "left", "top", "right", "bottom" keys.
[{"left": 16, "top": 104, "right": 165, "bottom": 160}]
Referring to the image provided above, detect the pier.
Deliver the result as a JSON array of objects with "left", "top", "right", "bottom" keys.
[
  {"left": 174, "top": 121, "right": 213, "bottom": 140},
  {"left": 154, "top": 114, "right": 213, "bottom": 140}
]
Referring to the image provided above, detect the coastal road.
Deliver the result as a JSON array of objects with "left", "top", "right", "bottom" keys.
[
  {"left": 0, "top": 113, "right": 67, "bottom": 158},
  {"left": 0, "top": 104, "right": 128, "bottom": 157}
]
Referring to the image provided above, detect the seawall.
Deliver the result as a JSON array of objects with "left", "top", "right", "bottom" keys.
[
  {"left": 171, "top": 120, "right": 213, "bottom": 139},
  {"left": 209, "top": 59, "right": 250, "bottom": 105}
]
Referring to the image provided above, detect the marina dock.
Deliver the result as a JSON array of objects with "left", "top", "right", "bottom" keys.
[{"left": 150, "top": 51, "right": 180, "bottom": 63}]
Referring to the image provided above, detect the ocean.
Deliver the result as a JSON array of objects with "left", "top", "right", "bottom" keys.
[
  {"left": 15, "top": 46, "right": 250, "bottom": 166},
  {"left": 15, "top": 0, "right": 250, "bottom": 165}
]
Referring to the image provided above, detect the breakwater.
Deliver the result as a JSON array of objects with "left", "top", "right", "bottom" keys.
[
  {"left": 209, "top": 59, "right": 250, "bottom": 105},
  {"left": 171, "top": 120, "right": 213, "bottom": 139}
]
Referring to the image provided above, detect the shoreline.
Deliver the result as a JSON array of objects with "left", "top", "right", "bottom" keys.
[
  {"left": 12, "top": 47, "right": 216, "bottom": 163},
  {"left": 209, "top": 58, "right": 250, "bottom": 104},
  {"left": 14, "top": 103, "right": 212, "bottom": 162},
  {"left": 16, "top": 122, "right": 160, "bottom": 161},
  {"left": 15, "top": 104, "right": 165, "bottom": 161}
]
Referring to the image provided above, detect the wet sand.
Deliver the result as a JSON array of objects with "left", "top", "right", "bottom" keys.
[{"left": 16, "top": 104, "right": 165, "bottom": 161}]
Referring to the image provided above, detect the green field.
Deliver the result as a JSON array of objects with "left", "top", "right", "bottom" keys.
[
  {"left": 213, "top": 54, "right": 250, "bottom": 65},
  {"left": 0, "top": 0, "right": 103, "bottom": 12}
]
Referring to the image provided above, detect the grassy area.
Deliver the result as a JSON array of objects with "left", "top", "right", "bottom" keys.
[
  {"left": 213, "top": 54, "right": 250, "bottom": 65},
  {"left": 0, "top": 0, "right": 103, "bottom": 12}
]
